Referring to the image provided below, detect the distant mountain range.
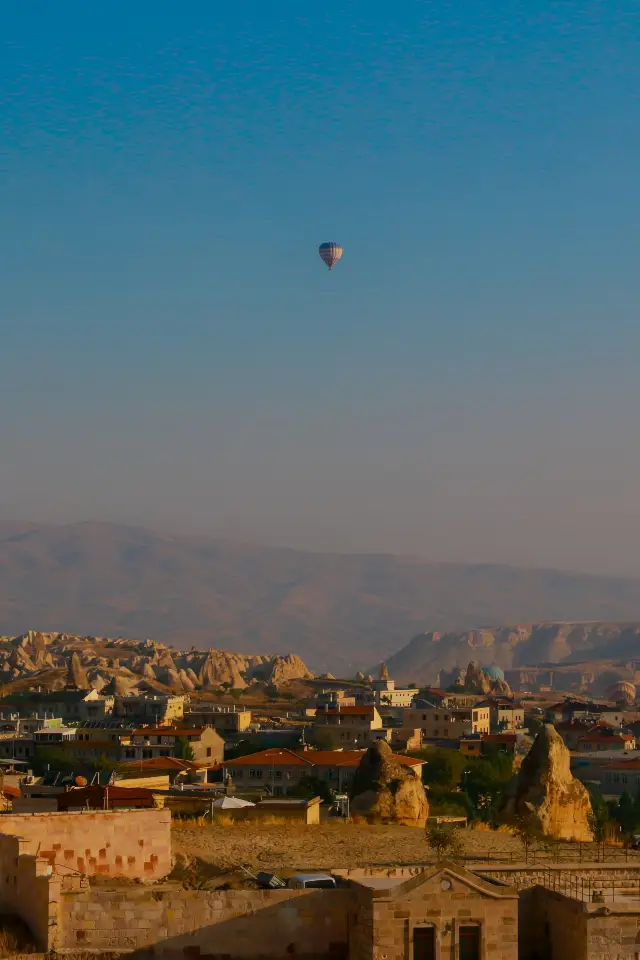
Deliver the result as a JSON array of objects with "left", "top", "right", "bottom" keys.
[
  {"left": 4, "top": 521, "right": 640, "bottom": 672},
  {"left": 383, "top": 622, "right": 640, "bottom": 685}
]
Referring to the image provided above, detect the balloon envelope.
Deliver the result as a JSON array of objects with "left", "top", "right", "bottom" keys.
[{"left": 319, "top": 242, "right": 343, "bottom": 270}]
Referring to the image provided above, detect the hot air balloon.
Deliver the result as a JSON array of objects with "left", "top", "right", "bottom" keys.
[
  {"left": 318, "top": 242, "right": 343, "bottom": 271},
  {"left": 605, "top": 681, "right": 636, "bottom": 705}
]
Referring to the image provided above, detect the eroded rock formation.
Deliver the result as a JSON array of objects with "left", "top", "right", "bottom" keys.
[
  {"left": 0, "top": 632, "right": 314, "bottom": 694},
  {"left": 501, "top": 724, "right": 593, "bottom": 841},
  {"left": 349, "top": 740, "right": 429, "bottom": 826}
]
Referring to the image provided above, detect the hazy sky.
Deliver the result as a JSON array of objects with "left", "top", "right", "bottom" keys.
[{"left": 2, "top": 1, "right": 640, "bottom": 576}]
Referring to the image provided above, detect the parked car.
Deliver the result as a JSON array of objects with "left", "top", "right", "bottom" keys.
[{"left": 287, "top": 873, "right": 336, "bottom": 889}]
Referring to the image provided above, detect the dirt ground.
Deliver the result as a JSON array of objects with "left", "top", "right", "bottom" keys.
[{"left": 171, "top": 821, "right": 528, "bottom": 874}]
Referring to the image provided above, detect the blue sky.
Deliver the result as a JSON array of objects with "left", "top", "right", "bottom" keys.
[{"left": 2, "top": 1, "right": 640, "bottom": 574}]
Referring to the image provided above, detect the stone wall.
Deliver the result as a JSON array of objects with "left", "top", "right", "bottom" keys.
[
  {"left": 0, "top": 808, "right": 171, "bottom": 879},
  {"left": 347, "top": 870, "right": 518, "bottom": 960},
  {"left": 519, "top": 886, "right": 640, "bottom": 960},
  {"left": 518, "top": 887, "right": 588, "bottom": 960},
  {"left": 0, "top": 834, "right": 60, "bottom": 951},
  {"left": 59, "top": 884, "right": 351, "bottom": 959}
]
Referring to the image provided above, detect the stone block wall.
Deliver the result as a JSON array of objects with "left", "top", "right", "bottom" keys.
[
  {"left": 348, "top": 873, "right": 518, "bottom": 960},
  {"left": 0, "top": 834, "right": 60, "bottom": 951},
  {"left": 517, "top": 886, "right": 640, "bottom": 960},
  {"left": 60, "top": 885, "right": 351, "bottom": 958},
  {"left": 0, "top": 808, "right": 171, "bottom": 879}
]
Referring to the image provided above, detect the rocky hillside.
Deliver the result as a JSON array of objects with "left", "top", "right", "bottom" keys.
[
  {"left": 385, "top": 622, "right": 640, "bottom": 685},
  {"left": 5, "top": 522, "right": 640, "bottom": 671},
  {"left": 0, "top": 631, "right": 313, "bottom": 695}
]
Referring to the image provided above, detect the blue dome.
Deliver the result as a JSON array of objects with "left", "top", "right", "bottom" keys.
[{"left": 484, "top": 664, "right": 505, "bottom": 681}]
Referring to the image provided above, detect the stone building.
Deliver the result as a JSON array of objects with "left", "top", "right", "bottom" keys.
[
  {"left": 127, "top": 724, "right": 225, "bottom": 763},
  {"left": 224, "top": 746, "right": 424, "bottom": 797},
  {"left": 365, "top": 663, "right": 420, "bottom": 708},
  {"left": 349, "top": 863, "right": 518, "bottom": 960},
  {"left": 313, "top": 704, "right": 390, "bottom": 749},
  {"left": 404, "top": 703, "right": 490, "bottom": 742},
  {"left": 2, "top": 807, "right": 640, "bottom": 958}
]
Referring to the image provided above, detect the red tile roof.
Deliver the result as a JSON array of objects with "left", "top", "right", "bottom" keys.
[
  {"left": 319, "top": 706, "right": 375, "bottom": 716},
  {"left": 225, "top": 749, "right": 311, "bottom": 768},
  {"left": 121, "top": 757, "right": 206, "bottom": 773},
  {"left": 603, "top": 759, "right": 640, "bottom": 771},
  {"left": 56, "top": 786, "right": 156, "bottom": 810},
  {"left": 579, "top": 731, "right": 633, "bottom": 743},
  {"left": 224, "top": 747, "right": 422, "bottom": 770},
  {"left": 132, "top": 727, "right": 207, "bottom": 737}
]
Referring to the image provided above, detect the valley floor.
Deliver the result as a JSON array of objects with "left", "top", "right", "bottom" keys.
[{"left": 172, "top": 821, "right": 558, "bottom": 874}]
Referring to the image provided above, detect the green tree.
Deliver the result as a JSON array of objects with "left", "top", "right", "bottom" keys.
[
  {"left": 613, "top": 792, "right": 639, "bottom": 834},
  {"left": 174, "top": 737, "right": 195, "bottom": 761},
  {"left": 462, "top": 753, "right": 513, "bottom": 824},
  {"left": 426, "top": 822, "right": 465, "bottom": 862},
  {"left": 295, "top": 774, "right": 333, "bottom": 804},
  {"left": 512, "top": 813, "right": 541, "bottom": 862},
  {"left": 588, "top": 794, "right": 609, "bottom": 857},
  {"left": 415, "top": 749, "right": 466, "bottom": 789},
  {"left": 32, "top": 746, "right": 76, "bottom": 776}
]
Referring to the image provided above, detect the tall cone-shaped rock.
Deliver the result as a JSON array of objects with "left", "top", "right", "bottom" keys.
[
  {"left": 464, "top": 661, "right": 491, "bottom": 694},
  {"left": 67, "top": 652, "right": 89, "bottom": 689},
  {"left": 502, "top": 724, "right": 593, "bottom": 841},
  {"left": 349, "top": 740, "right": 428, "bottom": 826}
]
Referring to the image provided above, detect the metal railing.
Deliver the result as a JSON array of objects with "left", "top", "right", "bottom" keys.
[
  {"left": 461, "top": 843, "right": 640, "bottom": 865},
  {"left": 539, "top": 868, "right": 640, "bottom": 903}
]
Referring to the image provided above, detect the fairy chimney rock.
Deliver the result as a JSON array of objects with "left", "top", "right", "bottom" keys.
[
  {"left": 502, "top": 723, "right": 594, "bottom": 842},
  {"left": 349, "top": 740, "right": 428, "bottom": 826}
]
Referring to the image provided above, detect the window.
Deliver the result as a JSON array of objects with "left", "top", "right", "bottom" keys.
[
  {"left": 459, "top": 925, "right": 481, "bottom": 960},
  {"left": 413, "top": 926, "right": 435, "bottom": 960},
  {"left": 275, "top": 770, "right": 282, "bottom": 779},
  {"left": 249, "top": 769, "right": 263, "bottom": 779},
  {"left": 206, "top": 747, "right": 212, "bottom": 757}
]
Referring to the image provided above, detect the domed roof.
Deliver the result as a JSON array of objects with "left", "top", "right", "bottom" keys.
[{"left": 484, "top": 664, "right": 505, "bottom": 681}]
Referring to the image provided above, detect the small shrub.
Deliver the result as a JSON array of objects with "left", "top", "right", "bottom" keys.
[{"left": 425, "top": 822, "right": 465, "bottom": 862}]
